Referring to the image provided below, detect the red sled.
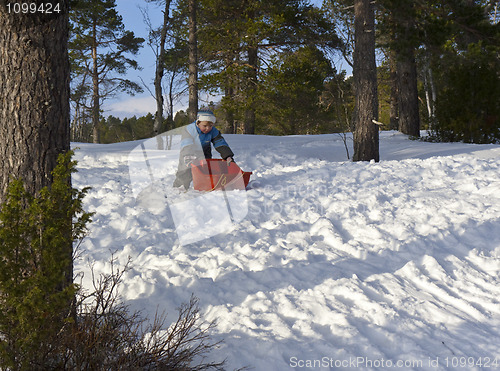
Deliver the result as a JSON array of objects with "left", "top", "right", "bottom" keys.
[{"left": 191, "top": 159, "right": 252, "bottom": 191}]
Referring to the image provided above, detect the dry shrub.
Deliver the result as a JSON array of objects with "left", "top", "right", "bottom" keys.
[{"left": 62, "top": 257, "right": 226, "bottom": 370}]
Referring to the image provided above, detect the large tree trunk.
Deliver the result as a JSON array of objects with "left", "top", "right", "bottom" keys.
[
  {"left": 397, "top": 47, "right": 420, "bottom": 137},
  {"left": 353, "top": 0, "right": 379, "bottom": 162},
  {"left": 0, "top": 2, "right": 71, "bottom": 203},
  {"left": 188, "top": 0, "right": 198, "bottom": 121},
  {"left": 391, "top": 4, "right": 420, "bottom": 138},
  {"left": 389, "top": 50, "right": 399, "bottom": 130}
]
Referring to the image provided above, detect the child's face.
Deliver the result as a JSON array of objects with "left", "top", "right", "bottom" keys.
[{"left": 197, "top": 121, "right": 214, "bottom": 134}]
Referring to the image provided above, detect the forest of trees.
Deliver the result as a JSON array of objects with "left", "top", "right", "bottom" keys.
[
  {"left": 0, "top": 0, "right": 498, "bottom": 367},
  {"left": 68, "top": 0, "right": 499, "bottom": 148}
]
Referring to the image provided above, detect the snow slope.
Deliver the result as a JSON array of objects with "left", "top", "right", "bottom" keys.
[{"left": 73, "top": 132, "right": 500, "bottom": 370}]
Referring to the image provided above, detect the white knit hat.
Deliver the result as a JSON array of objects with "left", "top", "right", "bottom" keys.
[{"left": 196, "top": 110, "right": 216, "bottom": 124}]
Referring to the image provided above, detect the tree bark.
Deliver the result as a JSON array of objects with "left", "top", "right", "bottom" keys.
[
  {"left": 0, "top": 1, "right": 70, "bottom": 202},
  {"left": 390, "top": 3, "right": 420, "bottom": 138},
  {"left": 188, "top": 0, "right": 198, "bottom": 121},
  {"left": 389, "top": 50, "right": 399, "bottom": 130},
  {"left": 92, "top": 19, "right": 100, "bottom": 143},
  {"left": 154, "top": 0, "right": 171, "bottom": 136},
  {"left": 422, "top": 51, "right": 437, "bottom": 130},
  {"left": 397, "top": 47, "right": 420, "bottom": 137},
  {"left": 353, "top": 0, "right": 379, "bottom": 162},
  {"left": 225, "top": 85, "right": 236, "bottom": 134},
  {"left": 244, "top": 46, "right": 258, "bottom": 134}
]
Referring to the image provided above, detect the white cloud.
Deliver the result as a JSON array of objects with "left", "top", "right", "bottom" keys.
[{"left": 106, "top": 95, "right": 157, "bottom": 118}]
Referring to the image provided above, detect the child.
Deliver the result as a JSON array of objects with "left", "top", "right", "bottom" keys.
[{"left": 173, "top": 110, "right": 235, "bottom": 189}]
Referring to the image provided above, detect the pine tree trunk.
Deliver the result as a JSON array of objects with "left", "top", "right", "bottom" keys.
[
  {"left": 154, "top": 0, "right": 171, "bottom": 136},
  {"left": 423, "top": 52, "right": 437, "bottom": 129},
  {"left": 244, "top": 46, "right": 258, "bottom": 134},
  {"left": 392, "top": 3, "right": 420, "bottom": 138},
  {"left": 188, "top": 0, "right": 198, "bottom": 121},
  {"left": 389, "top": 50, "right": 399, "bottom": 130},
  {"left": 423, "top": 69, "right": 432, "bottom": 124},
  {"left": 353, "top": 0, "right": 379, "bottom": 162},
  {"left": 223, "top": 53, "right": 237, "bottom": 134},
  {"left": 168, "top": 72, "right": 175, "bottom": 121},
  {"left": 154, "top": 57, "right": 165, "bottom": 133},
  {"left": 0, "top": 2, "right": 70, "bottom": 203},
  {"left": 92, "top": 20, "right": 100, "bottom": 143},
  {"left": 397, "top": 48, "right": 420, "bottom": 137},
  {"left": 225, "top": 85, "right": 236, "bottom": 134}
]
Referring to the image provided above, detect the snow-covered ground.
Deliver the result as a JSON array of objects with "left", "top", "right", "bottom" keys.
[{"left": 73, "top": 131, "right": 500, "bottom": 370}]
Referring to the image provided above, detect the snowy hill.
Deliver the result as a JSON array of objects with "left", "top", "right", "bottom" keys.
[{"left": 72, "top": 132, "right": 500, "bottom": 370}]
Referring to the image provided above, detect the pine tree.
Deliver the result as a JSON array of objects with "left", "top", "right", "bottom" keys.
[
  {"left": 353, "top": 0, "right": 379, "bottom": 162},
  {"left": 427, "top": 0, "right": 500, "bottom": 142},
  {"left": 69, "top": 0, "right": 144, "bottom": 143},
  {"left": 188, "top": 0, "right": 199, "bottom": 121},
  {"left": 379, "top": 0, "right": 421, "bottom": 137},
  {"left": 257, "top": 46, "right": 335, "bottom": 135},
  {"left": 196, "top": 0, "right": 339, "bottom": 134},
  {"left": 146, "top": 0, "right": 173, "bottom": 136}
]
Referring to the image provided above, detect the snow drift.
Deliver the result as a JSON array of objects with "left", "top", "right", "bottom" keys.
[{"left": 73, "top": 132, "right": 500, "bottom": 370}]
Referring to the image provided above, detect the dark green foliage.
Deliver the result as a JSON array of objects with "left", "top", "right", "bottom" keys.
[
  {"left": 99, "top": 115, "right": 127, "bottom": 143},
  {"left": 192, "top": 0, "right": 340, "bottom": 134},
  {"left": 420, "top": 1, "right": 500, "bottom": 143},
  {"left": 321, "top": 71, "right": 355, "bottom": 133},
  {"left": 99, "top": 113, "right": 159, "bottom": 143},
  {"left": 74, "top": 112, "right": 181, "bottom": 143},
  {"left": 0, "top": 151, "right": 92, "bottom": 369},
  {"left": 432, "top": 42, "right": 500, "bottom": 143},
  {"left": 372, "top": 0, "right": 500, "bottom": 142},
  {"left": 256, "top": 46, "right": 337, "bottom": 135},
  {"left": 174, "top": 110, "right": 191, "bottom": 128},
  {"left": 65, "top": 0, "right": 500, "bottom": 141}
]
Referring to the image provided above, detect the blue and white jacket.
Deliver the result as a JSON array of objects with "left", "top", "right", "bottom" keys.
[{"left": 180, "top": 122, "right": 234, "bottom": 160}]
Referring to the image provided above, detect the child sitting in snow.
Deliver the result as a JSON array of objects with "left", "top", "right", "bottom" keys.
[{"left": 173, "top": 110, "right": 235, "bottom": 190}]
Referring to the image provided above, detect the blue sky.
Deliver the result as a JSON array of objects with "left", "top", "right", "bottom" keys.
[{"left": 106, "top": 1, "right": 164, "bottom": 119}]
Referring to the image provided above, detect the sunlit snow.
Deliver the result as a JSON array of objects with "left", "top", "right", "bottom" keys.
[{"left": 73, "top": 131, "right": 500, "bottom": 370}]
